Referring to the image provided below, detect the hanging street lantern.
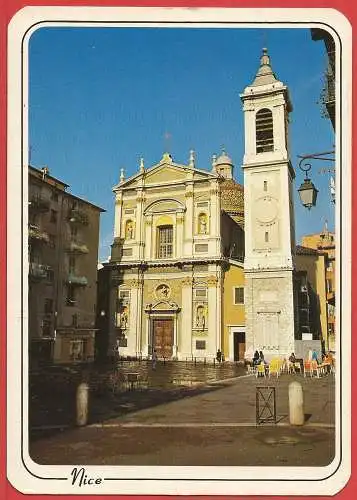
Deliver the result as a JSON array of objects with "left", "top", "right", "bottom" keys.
[
  {"left": 297, "top": 150, "right": 335, "bottom": 209},
  {"left": 297, "top": 161, "right": 319, "bottom": 209}
]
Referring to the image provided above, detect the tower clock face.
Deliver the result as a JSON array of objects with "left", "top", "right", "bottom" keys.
[{"left": 255, "top": 196, "right": 278, "bottom": 224}]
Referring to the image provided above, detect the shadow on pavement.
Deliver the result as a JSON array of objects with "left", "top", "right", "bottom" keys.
[{"left": 30, "top": 362, "right": 244, "bottom": 441}]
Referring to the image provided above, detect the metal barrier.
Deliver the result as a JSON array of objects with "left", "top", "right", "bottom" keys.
[{"left": 256, "top": 386, "right": 277, "bottom": 425}]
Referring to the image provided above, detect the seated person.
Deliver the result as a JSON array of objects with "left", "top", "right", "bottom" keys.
[
  {"left": 289, "top": 352, "right": 297, "bottom": 364},
  {"left": 252, "top": 350, "right": 260, "bottom": 366},
  {"left": 325, "top": 352, "right": 333, "bottom": 363}
]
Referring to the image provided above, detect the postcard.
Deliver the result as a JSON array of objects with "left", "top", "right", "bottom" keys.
[{"left": 3, "top": 3, "right": 353, "bottom": 498}]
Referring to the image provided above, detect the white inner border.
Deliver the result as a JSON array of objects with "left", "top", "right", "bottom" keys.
[{"left": 7, "top": 6, "right": 351, "bottom": 496}]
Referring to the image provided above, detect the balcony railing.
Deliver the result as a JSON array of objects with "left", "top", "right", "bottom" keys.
[
  {"left": 29, "top": 195, "right": 50, "bottom": 212},
  {"left": 67, "top": 241, "right": 89, "bottom": 254},
  {"left": 28, "top": 224, "right": 50, "bottom": 243},
  {"left": 68, "top": 208, "right": 89, "bottom": 225},
  {"left": 67, "top": 274, "right": 88, "bottom": 286},
  {"left": 29, "top": 262, "right": 52, "bottom": 280}
]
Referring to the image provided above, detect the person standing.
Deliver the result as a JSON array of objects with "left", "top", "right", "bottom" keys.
[{"left": 311, "top": 349, "right": 318, "bottom": 363}]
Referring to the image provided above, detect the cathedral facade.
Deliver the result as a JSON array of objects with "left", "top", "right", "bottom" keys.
[{"left": 100, "top": 151, "right": 245, "bottom": 361}]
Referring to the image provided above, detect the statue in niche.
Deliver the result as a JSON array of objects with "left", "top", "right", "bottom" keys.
[
  {"left": 120, "top": 306, "right": 129, "bottom": 329},
  {"left": 198, "top": 214, "right": 208, "bottom": 235},
  {"left": 196, "top": 306, "right": 206, "bottom": 329},
  {"left": 125, "top": 220, "right": 134, "bottom": 240},
  {"left": 156, "top": 284, "right": 170, "bottom": 300}
]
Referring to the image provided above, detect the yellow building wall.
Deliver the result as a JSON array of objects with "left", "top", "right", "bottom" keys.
[{"left": 222, "top": 263, "right": 245, "bottom": 356}]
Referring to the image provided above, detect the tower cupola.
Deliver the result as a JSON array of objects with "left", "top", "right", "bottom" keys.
[
  {"left": 215, "top": 149, "right": 234, "bottom": 179},
  {"left": 251, "top": 47, "right": 278, "bottom": 87}
]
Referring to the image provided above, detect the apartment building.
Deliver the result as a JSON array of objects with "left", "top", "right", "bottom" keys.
[
  {"left": 28, "top": 166, "right": 104, "bottom": 365},
  {"left": 301, "top": 225, "right": 336, "bottom": 351}
]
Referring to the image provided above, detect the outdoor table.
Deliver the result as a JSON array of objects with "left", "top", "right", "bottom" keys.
[{"left": 126, "top": 372, "right": 140, "bottom": 390}]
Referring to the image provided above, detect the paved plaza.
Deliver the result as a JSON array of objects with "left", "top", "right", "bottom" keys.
[{"left": 30, "top": 365, "right": 335, "bottom": 467}]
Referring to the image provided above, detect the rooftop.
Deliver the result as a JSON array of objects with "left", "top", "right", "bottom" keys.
[
  {"left": 220, "top": 179, "right": 244, "bottom": 215},
  {"left": 296, "top": 245, "right": 320, "bottom": 256},
  {"left": 29, "top": 165, "right": 105, "bottom": 212}
]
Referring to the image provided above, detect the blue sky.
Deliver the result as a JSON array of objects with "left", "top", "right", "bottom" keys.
[{"left": 29, "top": 26, "right": 335, "bottom": 262}]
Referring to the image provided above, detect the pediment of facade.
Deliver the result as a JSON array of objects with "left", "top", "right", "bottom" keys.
[
  {"left": 145, "top": 164, "right": 188, "bottom": 184},
  {"left": 144, "top": 300, "right": 181, "bottom": 313},
  {"left": 114, "top": 162, "right": 216, "bottom": 192}
]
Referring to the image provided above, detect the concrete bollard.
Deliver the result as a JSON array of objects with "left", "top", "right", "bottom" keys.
[
  {"left": 288, "top": 381, "right": 305, "bottom": 426},
  {"left": 76, "top": 382, "right": 89, "bottom": 426}
]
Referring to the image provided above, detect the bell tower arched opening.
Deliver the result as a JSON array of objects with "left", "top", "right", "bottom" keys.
[{"left": 256, "top": 108, "right": 274, "bottom": 153}]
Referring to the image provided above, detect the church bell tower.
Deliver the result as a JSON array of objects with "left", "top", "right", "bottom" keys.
[{"left": 240, "top": 48, "right": 296, "bottom": 360}]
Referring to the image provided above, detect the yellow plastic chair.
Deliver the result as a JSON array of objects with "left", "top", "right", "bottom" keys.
[
  {"left": 255, "top": 362, "right": 266, "bottom": 378},
  {"left": 268, "top": 359, "right": 280, "bottom": 378}
]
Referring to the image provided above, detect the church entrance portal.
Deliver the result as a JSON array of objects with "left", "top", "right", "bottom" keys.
[
  {"left": 152, "top": 318, "right": 174, "bottom": 358},
  {"left": 234, "top": 332, "right": 245, "bottom": 361}
]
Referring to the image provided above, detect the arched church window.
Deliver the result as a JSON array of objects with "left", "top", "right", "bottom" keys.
[
  {"left": 198, "top": 213, "right": 208, "bottom": 234},
  {"left": 256, "top": 108, "right": 274, "bottom": 153},
  {"left": 157, "top": 225, "right": 173, "bottom": 258},
  {"left": 125, "top": 220, "right": 134, "bottom": 239}
]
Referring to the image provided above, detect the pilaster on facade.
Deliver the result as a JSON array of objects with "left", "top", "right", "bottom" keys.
[
  {"left": 107, "top": 283, "right": 119, "bottom": 356},
  {"left": 114, "top": 193, "right": 123, "bottom": 238},
  {"left": 144, "top": 214, "right": 153, "bottom": 260},
  {"left": 184, "top": 182, "right": 194, "bottom": 257},
  {"left": 207, "top": 274, "right": 219, "bottom": 355},
  {"left": 176, "top": 212, "right": 185, "bottom": 257},
  {"left": 135, "top": 189, "right": 145, "bottom": 260}
]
